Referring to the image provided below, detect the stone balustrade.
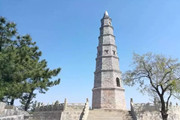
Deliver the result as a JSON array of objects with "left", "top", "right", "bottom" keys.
[
  {"left": 67, "top": 103, "right": 85, "bottom": 106},
  {"left": 81, "top": 98, "right": 89, "bottom": 120},
  {"left": 130, "top": 98, "right": 180, "bottom": 120},
  {"left": 34, "top": 101, "right": 85, "bottom": 112},
  {"left": 33, "top": 98, "right": 87, "bottom": 120},
  {"left": 35, "top": 103, "right": 64, "bottom": 111}
]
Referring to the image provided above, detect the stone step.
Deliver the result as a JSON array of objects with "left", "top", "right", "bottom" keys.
[
  {"left": 87, "top": 117, "right": 131, "bottom": 120},
  {"left": 87, "top": 109, "right": 133, "bottom": 120},
  {"left": 61, "top": 110, "right": 83, "bottom": 120},
  {"left": 67, "top": 105, "right": 84, "bottom": 110}
]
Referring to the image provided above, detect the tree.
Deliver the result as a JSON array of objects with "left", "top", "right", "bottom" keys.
[
  {"left": 123, "top": 53, "right": 180, "bottom": 120},
  {"left": 0, "top": 17, "right": 61, "bottom": 108},
  {"left": 0, "top": 17, "right": 16, "bottom": 51},
  {"left": 16, "top": 34, "right": 60, "bottom": 111},
  {"left": 0, "top": 16, "right": 18, "bottom": 101},
  {"left": 4, "top": 34, "right": 42, "bottom": 105},
  {"left": 0, "top": 32, "right": 42, "bottom": 105},
  {"left": 20, "top": 59, "right": 60, "bottom": 111}
]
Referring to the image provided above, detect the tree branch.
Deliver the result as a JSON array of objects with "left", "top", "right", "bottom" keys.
[
  {"left": 142, "top": 61, "right": 161, "bottom": 96},
  {"left": 166, "top": 88, "right": 172, "bottom": 111},
  {"left": 163, "top": 84, "right": 173, "bottom": 94},
  {"left": 161, "top": 70, "right": 171, "bottom": 83}
]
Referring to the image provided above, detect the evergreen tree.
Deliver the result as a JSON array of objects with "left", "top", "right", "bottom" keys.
[
  {"left": 0, "top": 17, "right": 61, "bottom": 107},
  {"left": 4, "top": 34, "right": 42, "bottom": 105},
  {"left": 0, "top": 17, "right": 17, "bottom": 101},
  {"left": 20, "top": 59, "right": 60, "bottom": 111}
]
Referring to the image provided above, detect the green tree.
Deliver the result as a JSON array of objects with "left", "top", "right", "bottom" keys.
[
  {"left": 0, "top": 16, "right": 18, "bottom": 101},
  {"left": 4, "top": 34, "right": 42, "bottom": 105},
  {"left": 0, "top": 17, "right": 16, "bottom": 51},
  {"left": 20, "top": 59, "right": 60, "bottom": 111},
  {"left": 16, "top": 34, "right": 60, "bottom": 111},
  {"left": 0, "top": 17, "right": 61, "bottom": 107},
  {"left": 123, "top": 53, "right": 180, "bottom": 120}
]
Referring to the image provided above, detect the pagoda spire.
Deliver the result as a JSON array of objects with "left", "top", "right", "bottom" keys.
[{"left": 103, "top": 11, "right": 109, "bottom": 18}]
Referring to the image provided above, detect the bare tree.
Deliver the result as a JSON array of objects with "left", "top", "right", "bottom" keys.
[{"left": 123, "top": 53, "right": 180, "bottom": 120}]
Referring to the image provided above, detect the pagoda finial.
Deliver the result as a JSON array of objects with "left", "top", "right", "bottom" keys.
[{"left": 103, "top": 11, "right": 109, "bottom": 18}]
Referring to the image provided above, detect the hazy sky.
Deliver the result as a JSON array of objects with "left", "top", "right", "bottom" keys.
[{"left": 1, "top": 0, "right": 180, "bottom": 108}]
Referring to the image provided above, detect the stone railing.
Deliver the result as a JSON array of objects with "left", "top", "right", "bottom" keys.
[
  {"left": 33, "top": 98, "right": 89, "bottom": 120},
  {"left": 130, "top": 98, "right": 180, "bottom": 120},
  {"left": 33, "top": 98, "right": 86, "bottom": 112},
  {"left": 133, "top": 102, "right": 180, "bottom": 112},
  {"left": 35, "top": 103, "right": 64, "bottom": 111},
  {"left": 133, "top": 103, "right": 159, "bottom": 112},
  {"left": 130, "top": 98, "right": 137, "bottom": 120},
  {"left": 66, "top": 103, "right": 85, "bottom": 110},
  {"left": 34, "top": 99, "right": 67, "bottom": 112},
  {"left": 81, "top": 98, "right": 89, "bottom": 120},
  {"left": 67, "top": 103, "right": 85, "bottom": 106},
  {"left": 34, "top": 98, "right": 86, "bottom": 112}
]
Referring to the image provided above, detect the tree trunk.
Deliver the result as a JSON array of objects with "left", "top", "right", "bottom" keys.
[
  {"left": 160, "top": 96, "right": 168, "bottom": 120},
  {"left": 10, "top": 98, "right": 14, "bottom": 105},
  {"left": 24, "top": 90, "right": 34, "bottom": 111},
  {"left": 161, "top": 113, "right": 168, "bottom": 120}
]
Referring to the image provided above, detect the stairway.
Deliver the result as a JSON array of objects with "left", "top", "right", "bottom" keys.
[
  {"left": 61, "top": 110, "right": 83, "bottom": 120},
  {"left": 60, "top": 105, "right": 84, "bottom": 120},
  {"left": 87, "top": 109, "right": 133, "bottom": 120}
]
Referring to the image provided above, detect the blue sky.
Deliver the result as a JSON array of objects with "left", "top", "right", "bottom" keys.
[{"left": 1, "top": 0, "right": 180, "bottom": 109}]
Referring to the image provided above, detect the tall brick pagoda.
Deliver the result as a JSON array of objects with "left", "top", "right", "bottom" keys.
[{"left": 92, "top": 11, "right": 126, "bottom": 110}]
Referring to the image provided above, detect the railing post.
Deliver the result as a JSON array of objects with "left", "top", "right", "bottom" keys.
[{"left": 63, "top": 98, "right": 67, "bottom": 111}]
